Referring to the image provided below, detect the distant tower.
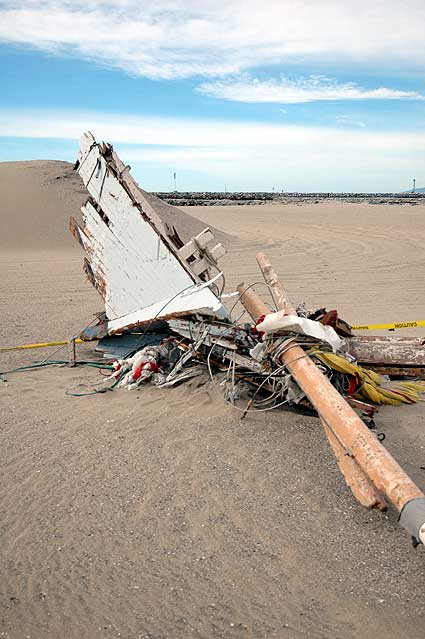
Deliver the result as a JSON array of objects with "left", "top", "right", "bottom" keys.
[
  {"left": 174, "top": 171, "right": 177, "bottom": 192},
  {"left": 412, "top": 178, "right": 416, "bottom": 193}
]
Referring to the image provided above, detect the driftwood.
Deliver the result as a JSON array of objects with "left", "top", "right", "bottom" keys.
[{"left": 348, "top": 335, "right": 425, "bottom": 377}]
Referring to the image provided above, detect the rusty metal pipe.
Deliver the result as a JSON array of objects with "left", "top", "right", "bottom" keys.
[
  {"left": 255, "top": 252, "right": 387, "bottom": 510},
  {"left": 236, "top": 283, "right": 268, "bottom": 321},
  {"left": 255, "top": 253, "right": 296, "bottom": 314},
  {"left": 237, "top": 275, "right": 425, "bottom": 544},
  {"left": 320, "top": 421, "right": 388, "bottom": 510}
]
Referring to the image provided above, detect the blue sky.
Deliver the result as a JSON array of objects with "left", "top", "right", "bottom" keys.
[{"left": 1, "top": 1, "right": 425, "bottom": 192}]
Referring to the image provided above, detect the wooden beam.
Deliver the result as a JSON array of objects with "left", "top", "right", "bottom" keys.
[{"left": 348, "top": 335, "right": 425, "bottom": 368}]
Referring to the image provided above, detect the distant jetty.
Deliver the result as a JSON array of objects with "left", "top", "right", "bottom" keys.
[{"left": 155, "top": 191, "right": 425, "bottom": 206}]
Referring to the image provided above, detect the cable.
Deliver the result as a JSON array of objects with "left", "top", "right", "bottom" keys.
[
  {"left": 128, "top": 281, "right": 206, "bottom": 356},
  {"left": 65, "top": 366, "right": 126, "bottom": 397},
  {"left": 0, "top": 360, "right": 113, "bottom": 375},
  {"left": 240, "top": 364, "right": 288, "bottom": 418},
  {"left": 205, "top": 326, "right": 291, "bottom": 415},
  {"left": 228, "top": 281, "right": 277, "bottom": 319}
]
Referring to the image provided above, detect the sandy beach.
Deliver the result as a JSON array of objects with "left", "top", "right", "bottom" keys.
[{"left": 1, "top": 160, "right": 425, "bottom": 639}]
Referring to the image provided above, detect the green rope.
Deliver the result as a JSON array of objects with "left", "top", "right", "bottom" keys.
[
  {"left": 1, "top": 358, "right": 120, "bottom": 397},
  {"left": 1, "top": 360, "right": 114, "bottom": 375},
  {"left": 65, "top": 367, "right": 126, "bottom": 397}
]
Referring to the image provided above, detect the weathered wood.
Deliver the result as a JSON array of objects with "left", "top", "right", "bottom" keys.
[
  {"left": 348, "top": 335, "right": 425, "bottom": 367},
  {"left": 368, "top": 366, "right": 425, "bottom": 377},
  {"left": 68, "top": 337, "right": 76, "bottom": 367},
  {"left": 73, "top": 132, "right": 228, "bottom": 333},
  {"left": 253, "top": 254, "right": 425, "bottom": 373}
]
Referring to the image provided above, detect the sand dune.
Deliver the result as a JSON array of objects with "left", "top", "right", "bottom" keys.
[
  {"left": 1, "top": 161, "right": 425, "bottom": 639},
  {"left": 0, "top": 160, "right": 228, "bottom": 253},
  {"left": 0, "top": 160, "right": 86, "bottom": 252}
]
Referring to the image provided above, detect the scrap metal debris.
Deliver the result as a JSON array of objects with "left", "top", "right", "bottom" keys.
[{"left": 69, "top": 132, "right": 425, "bottom": 547}]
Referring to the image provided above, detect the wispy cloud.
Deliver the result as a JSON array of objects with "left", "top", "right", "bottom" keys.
[
  {"left": 122, "top": 146, "right": 244, "bottom": 163},
  {"left": 1, "top": 108, "right": 424, "bottom": 151},
  {"left": 0, "top": 108, "right": 424, "bottom": 191},
  {"left": 335, "top": 115, "right": 366, "bottom": 128},
  {"left": 1, "top": 1, "right": 425, "bottom": 79},
  {"left": 197, "top": 75, "right": 423, "bottom": 103}
]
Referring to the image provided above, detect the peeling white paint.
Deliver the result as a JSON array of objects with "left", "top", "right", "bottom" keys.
[{"left": 74, "top": 132, "right": 228, "bottom": 329}]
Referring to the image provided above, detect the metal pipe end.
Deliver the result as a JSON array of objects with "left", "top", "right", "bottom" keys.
[{"left": 398, "top": 498, "right": 425, "bottom": 546}]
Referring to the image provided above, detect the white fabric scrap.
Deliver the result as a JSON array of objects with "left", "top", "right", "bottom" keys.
[
  {"left": 249, "top": 341, "right": 268, "bottom": 362},
  {"left": 256, "top": 311, "right": 343, "bottom": 353}
]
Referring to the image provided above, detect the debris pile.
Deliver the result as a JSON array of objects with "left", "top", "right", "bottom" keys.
[{"left": 69, "top": 132, "right": 425, "bottom": 547}]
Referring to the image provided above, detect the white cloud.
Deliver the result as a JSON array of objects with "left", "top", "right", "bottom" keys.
[
  {"left": 2, "top": 108, "right": 424, "bottom": 151},
  {"left": 197, "top": 75, "right": 423, "bottom": 103},
  {"left": 335, "top": 115, "right": 366, "bottom": 128},
  {"left": 0, "top": 108, "right": 424, "bottom": 191},
  {"left": 1, "top": 1, "right": 425, "bottom": 79},
  {"left": 121, "top": 147, "right": 243, "bottom": 162}
]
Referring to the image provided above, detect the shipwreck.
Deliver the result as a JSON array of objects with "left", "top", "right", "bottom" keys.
[{"left": 63, "top": 131, "right": 425, "bottom": 548}]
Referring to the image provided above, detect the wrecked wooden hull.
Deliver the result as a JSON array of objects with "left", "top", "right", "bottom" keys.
[{"left": 71, "top": 132, "right": 228, "bottom": 336}]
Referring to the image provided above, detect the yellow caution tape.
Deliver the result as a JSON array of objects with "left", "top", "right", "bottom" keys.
[
  {"left": 1, "top": 319, "right": 424, "bottom": 351},
  {"left": 351, "top": 320, "right": 425, "bottom": 331},
  {"left": 0, "top": 339, "right": 84, "bottom": 352}
]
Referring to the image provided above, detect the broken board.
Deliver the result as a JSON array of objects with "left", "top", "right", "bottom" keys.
[{"left": 70, "top": 132, "right": 228, "bottom": 336}]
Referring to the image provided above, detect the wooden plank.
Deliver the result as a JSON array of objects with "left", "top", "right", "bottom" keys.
[
  {"left": 348, "top": 335, "right": 425, "bottom": 367},
  {"left": 73, "top": 132, "right": 228, "bottom": 330}
]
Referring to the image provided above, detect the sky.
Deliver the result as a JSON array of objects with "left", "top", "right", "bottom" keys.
[{"left": 1, "top": 0, "right": 425, "bottom": 192}]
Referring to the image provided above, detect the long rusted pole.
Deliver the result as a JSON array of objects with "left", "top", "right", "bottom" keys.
[
  {"left": 237, "top": 273, "right": 425, "bottom": 544},
  {"left": 256, "top": 255, "right": 294, "bottom": 312},
  {"left": 254, "top": 253, "right": 387, "bottom": 511},
  {"left": 322, "top": 425, "right": 388, "bottom": 510}
]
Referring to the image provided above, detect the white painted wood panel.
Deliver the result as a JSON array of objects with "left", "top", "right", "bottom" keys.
[{"left": 75, "top": 132, "right": 228, "bottom": 330}]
